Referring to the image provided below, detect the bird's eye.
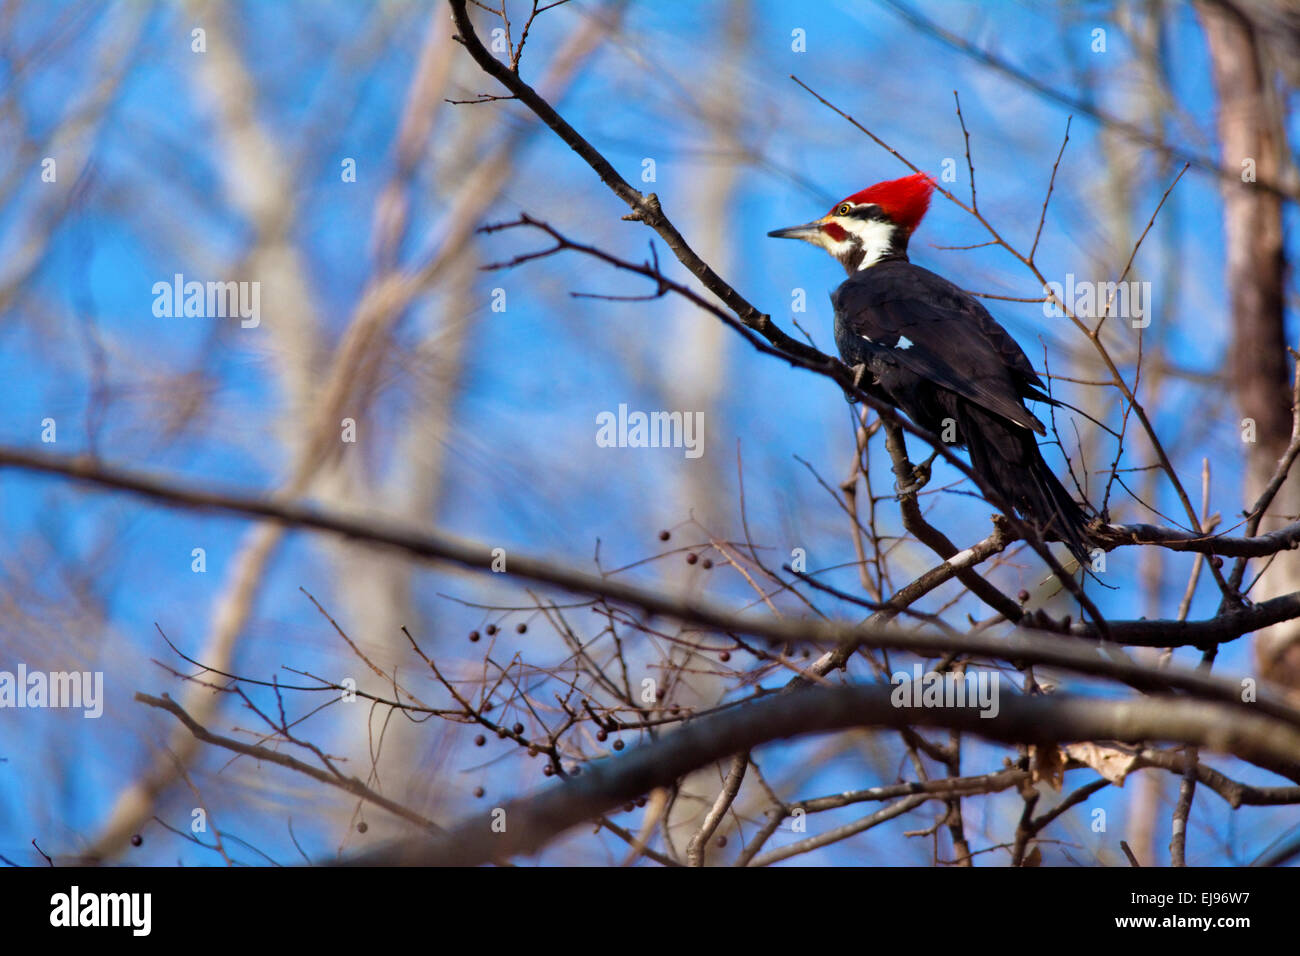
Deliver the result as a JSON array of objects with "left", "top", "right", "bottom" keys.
[{"left": 837, "top": 203, "right": 852, "bottom": 216}]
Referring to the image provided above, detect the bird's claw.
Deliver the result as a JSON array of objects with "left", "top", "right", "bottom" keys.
[
  {"left": 842, "top": 363, "right": 867, "bottom": 404},
  {"left": 894, "top": 454, "right": 937, "bottom": 498}
]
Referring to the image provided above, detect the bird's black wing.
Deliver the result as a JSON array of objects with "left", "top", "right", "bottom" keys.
[{"left": 832, "top": 261, "right": 1047, "bottom": 434}]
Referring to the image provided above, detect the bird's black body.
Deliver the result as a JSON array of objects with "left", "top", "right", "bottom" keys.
[{"left": 831, "top": 257, "right": 1091, "bottom": 561}]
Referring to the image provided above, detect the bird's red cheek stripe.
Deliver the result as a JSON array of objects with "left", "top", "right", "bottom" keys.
[{"left": 821, "top": 222, "right": 848, "bottom": 242}]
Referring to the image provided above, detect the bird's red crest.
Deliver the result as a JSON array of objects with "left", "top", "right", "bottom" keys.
[{"left": 838, "top": 172, "right": 936, "bottom": 234}]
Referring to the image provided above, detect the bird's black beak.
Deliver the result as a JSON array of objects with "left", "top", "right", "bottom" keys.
[{"left": 767, "top": 221, "right": 824, "bottom": 243}]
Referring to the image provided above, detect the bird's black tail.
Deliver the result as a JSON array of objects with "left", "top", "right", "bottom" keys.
[{"left": 957, "top": 404, "right": 1092, "bottom": 565}]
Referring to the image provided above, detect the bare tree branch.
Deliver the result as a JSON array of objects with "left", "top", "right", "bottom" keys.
[{"left": 342, "top": 686, "right": 1300, "bottom": 865}]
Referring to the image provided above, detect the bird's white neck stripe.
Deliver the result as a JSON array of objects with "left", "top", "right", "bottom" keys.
[{"left": 845, "top": 218, "right": 897, "bottom": 270}]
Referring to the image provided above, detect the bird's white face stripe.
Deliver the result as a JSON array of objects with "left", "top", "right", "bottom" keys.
[
  {"left": 837, "top": 216, "right": 896, "bottom": 271},
  {"left": 807, "top": 207, "right": 897, "bottom": 271},
  {"left": 822, "top": 232, "right": 857, "bottom": 261}
]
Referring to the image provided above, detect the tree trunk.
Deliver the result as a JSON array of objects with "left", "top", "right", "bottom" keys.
[{"left": 1198, "top": 0, "right": 1296, "bottom": 687}]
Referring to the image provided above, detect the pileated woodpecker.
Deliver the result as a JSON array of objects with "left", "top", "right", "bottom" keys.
[{"left": 768, "top": 172, "right": 1090, "bottom": 561}]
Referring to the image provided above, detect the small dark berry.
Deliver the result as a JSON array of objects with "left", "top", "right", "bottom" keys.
[
  {"left": 474, "top": 734, "right": 486, "bottom": 747},
  {"left": 130, "top": 834, "right": 142, "bottom": 847},
  {"left": 635, "top": 796, "right": 647, "bottom": 808},
  {"left": 658, "top": 530, "right": 671, "bottom": 541},
  {"left": 719, "top": 651, "right": 730, "bottom": 662},
  {"left": 543, "top": 764, "right": 554, "bottom": 776},
  {"left": 528, "top": 745, "right": 539, "bottom": 757},
  {"left": 596, "top": 729, "right": 608, "bottom": 741},
  {"left": 686, "top": 553, "right": 698, "bottom": 565},
  {"left": 516, "top": 623, "right": 527, "bottom": 634},
  {"left": 485, "top": 624, "right": 498, "bottom": 635},
  {"left": 496, "top": 727, "right": 508, "bottom": 738},
  {"left": 1018, "top": 590, "right": 1030, "bottom": 603},
  {"left": 513, "top": 722, "right": 524, "bottom": 735},
  {"left": 482, "top": 701, "right": 493, "bottom": 711},
  {"left": 357, "top": 821, "right": 368, "bottom": 834},
  {"left": 473, "top": 786, "right": 485, "bottom": 798},
  {"left": 702, "top": 558, "right": 713, "bottom": 569},
  {"left": 1211, "top": 556, "right": 1223, "bottom": 569},
  {"left": 716, "top": 836, "right": 727, "bottom": 848},
  {"left": 623, "top": 802, "right": 635, "bottom": 813},
  {"left": 612, "top": 739, "right": 625, "bottom": 751},
  {"left": 469, "top": 630, "right": 481, "bottom": 643}
]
